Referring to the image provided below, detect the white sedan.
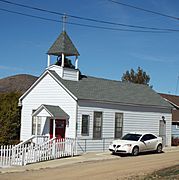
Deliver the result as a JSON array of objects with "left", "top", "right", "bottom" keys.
[{"left": 109, "top": 132, "right": 163, "bottom": 156}]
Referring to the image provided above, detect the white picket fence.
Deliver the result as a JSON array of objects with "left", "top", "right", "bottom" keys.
[{"left": 0, "top": 138, "right": 76, "bottom": 167}]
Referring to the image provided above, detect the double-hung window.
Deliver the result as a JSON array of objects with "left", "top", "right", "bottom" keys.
[
  {"left": 115, "top": 113, "right": 123, "bottom": 139},
  {"left": 93, "top": 112, "right": 102, "bottom": 139},
  {"left": 81, "top": 115, "right": 89, "bottom": 136},
  {"left": 32, "top": 114, "right": 41, "bottom": 135}
]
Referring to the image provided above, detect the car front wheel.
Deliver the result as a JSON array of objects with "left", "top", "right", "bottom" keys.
[
  {"left": 132, "top": 146, "right": 139, "bottom": 156},
  {"left": 156, "top": 144, "right": 162, "bottom": 153}
]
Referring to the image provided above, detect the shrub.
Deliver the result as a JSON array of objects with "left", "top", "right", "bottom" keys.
[
  {"left": 0, "top": 92, "right": 21, "bottom": 145},
  {"left": 172, "top": 136, "right": 179, "bottom": 146}
]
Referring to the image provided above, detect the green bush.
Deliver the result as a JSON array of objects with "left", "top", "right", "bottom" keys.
[{"left": 0, "top": 92, "right": 21, "bottom": 145}]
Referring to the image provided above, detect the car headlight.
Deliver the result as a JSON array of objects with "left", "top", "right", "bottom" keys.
[{"left": 123, "top": 144, "right": 132, "bottom": 147}]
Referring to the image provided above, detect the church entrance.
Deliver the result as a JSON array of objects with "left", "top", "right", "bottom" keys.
[{"left": 50, "top": 119, "right": 66, "bottom": 139}]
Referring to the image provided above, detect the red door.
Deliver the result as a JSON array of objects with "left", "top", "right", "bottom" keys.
[{"left": 50, "top": 119, "right": 66, "bottom": 139}]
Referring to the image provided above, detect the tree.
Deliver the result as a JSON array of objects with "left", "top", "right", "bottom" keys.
[
  {"left": 0, "top": 92, "right": 21, "bottom": 145},
  {"left": 121, "top": 67, "right": 151, "bottom": 86}
]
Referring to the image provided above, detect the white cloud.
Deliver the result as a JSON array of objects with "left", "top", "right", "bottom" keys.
[{"left": 130, "top": 53, "right": 177, "bottom": 63}]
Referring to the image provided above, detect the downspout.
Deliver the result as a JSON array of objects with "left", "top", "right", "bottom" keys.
[
  {"left": 75, "top": 100, "right": 78, "bottom": 155},
  {"left": 53, "top": 118, "right": 55, "bottom": 138},
  {"left": 18, "top": 99, "right": 22, "bottom": 141},
  {"left": 75, "top": 100, "right": 78, "bottom": 138},
  {"left": 35, "top": 116, "right": 38, "bottom": 144}
]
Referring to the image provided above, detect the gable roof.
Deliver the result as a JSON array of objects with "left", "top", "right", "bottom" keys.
[
  {"left": 32, "top": 104, "right": 69, "bottom": 119},
  {"left": 19, "top": 70, "right": 77, "bottom": 106},
  {"left": 159, "top": 93, "right": 179, "bottom": 108},
  {"left": 49, "top": 70, "right": 171, "bottom": 108},
  {"left": 172, "top": 109, "right": 179, "bottom": 122},
  {"left": 47, "top": 31, "right": 80, "bottom": 56},
  {"left": 159, "top": 93, "right": 179, "bottom": 122}
]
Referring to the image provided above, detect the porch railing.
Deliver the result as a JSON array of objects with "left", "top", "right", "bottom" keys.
[
  {"left": 77, "top": 137, "right": 114, "bottom": 154},
  {"left": 0, "top": 137, "right": 76, "bottom": 167},
  {"left": 16, "top": 135, "right": 49, "bottom": 147}
]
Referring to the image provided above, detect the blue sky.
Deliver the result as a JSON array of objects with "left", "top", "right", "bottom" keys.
[{"left": 0, "top": 0, "right": 179, "bottom": 94}]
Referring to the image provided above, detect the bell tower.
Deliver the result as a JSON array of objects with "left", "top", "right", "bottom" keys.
[{"left": 47, "top": 15, "right": 80, "bottom": 81}]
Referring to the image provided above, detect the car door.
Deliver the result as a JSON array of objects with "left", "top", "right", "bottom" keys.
[
  {"left": 140, "top": 134, "right": 158, "bottom": 151},
  {"left": 140, "top": 134, "right": 150, "bottom": 152},
  {"left": 146, "top": 134, "right": 158, "bottom": 151}
]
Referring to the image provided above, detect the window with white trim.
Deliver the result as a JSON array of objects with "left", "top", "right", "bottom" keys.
[
  {"left": 32, "top": 115, "right": 42, "bottom": 135},
  {"left": 81, "top": 115, "right": 90, "bottom": 136},
  {"left": 93, "top": 112, "right": 102, "bottom": 139},
  {"left": 115, "top": 113, "right": 123, "bottom": 139}
]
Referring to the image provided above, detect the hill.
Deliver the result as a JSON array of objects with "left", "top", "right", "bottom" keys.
[{"left": 0, "top": 74, "right": 38, "bottom": 94}]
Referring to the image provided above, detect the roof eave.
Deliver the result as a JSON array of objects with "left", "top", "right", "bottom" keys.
[
  {"left": 78, "top": 98, "right": 172, "bottom": 110},
  {"left": 47, "top": 52, "right": 80, "bottom": 56}
]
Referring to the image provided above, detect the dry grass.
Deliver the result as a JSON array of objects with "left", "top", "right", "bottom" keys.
[{"left": 130, "top": 164, "right": 179, "bottom": 180}]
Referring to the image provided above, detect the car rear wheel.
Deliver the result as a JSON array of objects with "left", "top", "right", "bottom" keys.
[
  {"left": 156, "top": 144, "right": 162, "bottom": 153},
  {"left": 132, "top": 146, "right": 139, "bottom": 156}
]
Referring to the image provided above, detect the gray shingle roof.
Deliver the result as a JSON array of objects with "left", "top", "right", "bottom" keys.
[
  {"left": 43, "top": 104, "right": 69, "bottom": 118},
  {"left": 47, "top": 31, "right": 79, "bottom": 56},
  {"left": 33, "top": 104, "right": 69, "bottom": 119},
  {"left": 49, "top": 70, "right": 171, "bottom": 108}
]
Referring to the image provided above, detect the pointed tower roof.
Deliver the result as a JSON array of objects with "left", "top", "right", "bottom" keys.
[{"left": 47, "top": 31, "right": 80, "bottom": 56}]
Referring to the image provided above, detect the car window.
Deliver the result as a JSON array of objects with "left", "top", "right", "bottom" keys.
[
  {"left": 122, "top": 133, "right": 142, "bottom": 141},
  {"left": 141, "top": 135, "right": 149, "bottom": 141},
  {"left": 148, "top": 134, "right": 157, "bottom": 140},
  {"left": 141, "top": 134, "right": 157, "bottom": 141}
]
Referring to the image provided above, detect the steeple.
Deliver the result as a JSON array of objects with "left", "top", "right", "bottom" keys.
[
  {"left": 47, "top": 15, "right": 79, "bottom": 68},
  {"left": 46, "top": 15, "right": 80, "bottom": 81},
  {"left": 47, "top": 31, "right": 80, "bottom": 57}
]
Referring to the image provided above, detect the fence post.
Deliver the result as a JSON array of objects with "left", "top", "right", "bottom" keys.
[
  {"left": 0, "top": 145, "right": 2, "bottom": 166},
  {"left": 21, "top": 147, "right": 25, "bottom": 166},
  {"left": 85, "top": 139, "right": 87, "bottom": 152},
  {"left": 8, "top": 145, "right": 12, "bottom": 166},
  {"left": 75, "top": 138, "right": 77, "bottom": 155},
  {"left": 52, "top": 140, "right": 55, "bottom": 159},
  {"left": 103, "top": 138, "right": 105, "bottom": 152}
]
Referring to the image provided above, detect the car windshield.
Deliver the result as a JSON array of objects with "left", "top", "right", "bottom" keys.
[{"left": 121, "top": 133, "right": 142, "bottom": 141}]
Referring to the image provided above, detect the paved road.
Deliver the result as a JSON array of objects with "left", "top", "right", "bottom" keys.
[{"left": 0, "top": 150, "right": 179, "bottom": 180}]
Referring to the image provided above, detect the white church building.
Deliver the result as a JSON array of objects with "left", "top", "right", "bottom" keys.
[{"left": 19, "top": 30, "right": 172, "bottom": 153}]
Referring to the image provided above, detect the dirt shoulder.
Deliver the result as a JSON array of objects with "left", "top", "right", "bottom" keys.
[
  {"left": 0, "top": 150, "right": 179, "bottom": 180},
  {"left": 138, "top": 164, "right": 179, "bottom": 180}
]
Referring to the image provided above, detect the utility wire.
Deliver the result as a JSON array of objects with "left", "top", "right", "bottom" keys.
[
  {"left": 0, "top": 8, "right": 170, "bottom": 33},
  {"left": 0, "top": 0, "right": 179, "bottom": 32},
  {"left": 108, "top": 0, "right": 179, "bottom": 21}
]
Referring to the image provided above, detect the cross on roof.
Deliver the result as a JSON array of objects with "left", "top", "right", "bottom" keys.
[{"left": 62, "top": 14, "right": 67, "bottom": 32}]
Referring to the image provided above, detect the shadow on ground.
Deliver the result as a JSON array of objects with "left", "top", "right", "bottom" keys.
[{"left": 111, "top": 151, "right": 164, "bottom": 157}]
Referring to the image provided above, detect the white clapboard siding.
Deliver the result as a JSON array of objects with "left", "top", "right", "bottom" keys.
[
  {"left": 63, "top": 68, "right": 78, "bottom": 81},
  {"left": 20, "top": 73, "right": 77, "bottom": 141},
  {"left": 48, "top": 65, "right": 78, "bottom": 81},
  {"left": 77, "top": 101, "right": 172, "bottom": 150},
  {"left": 48, "top": 65, "right": 63, "bottom": 77},
  {"left": 166, "top": 113, "right": 172, "bottom": 146}
]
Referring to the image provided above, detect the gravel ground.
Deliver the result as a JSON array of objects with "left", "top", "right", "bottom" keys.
[{"left": 0, "top": 150, "right": 179, "bottom": 180}]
